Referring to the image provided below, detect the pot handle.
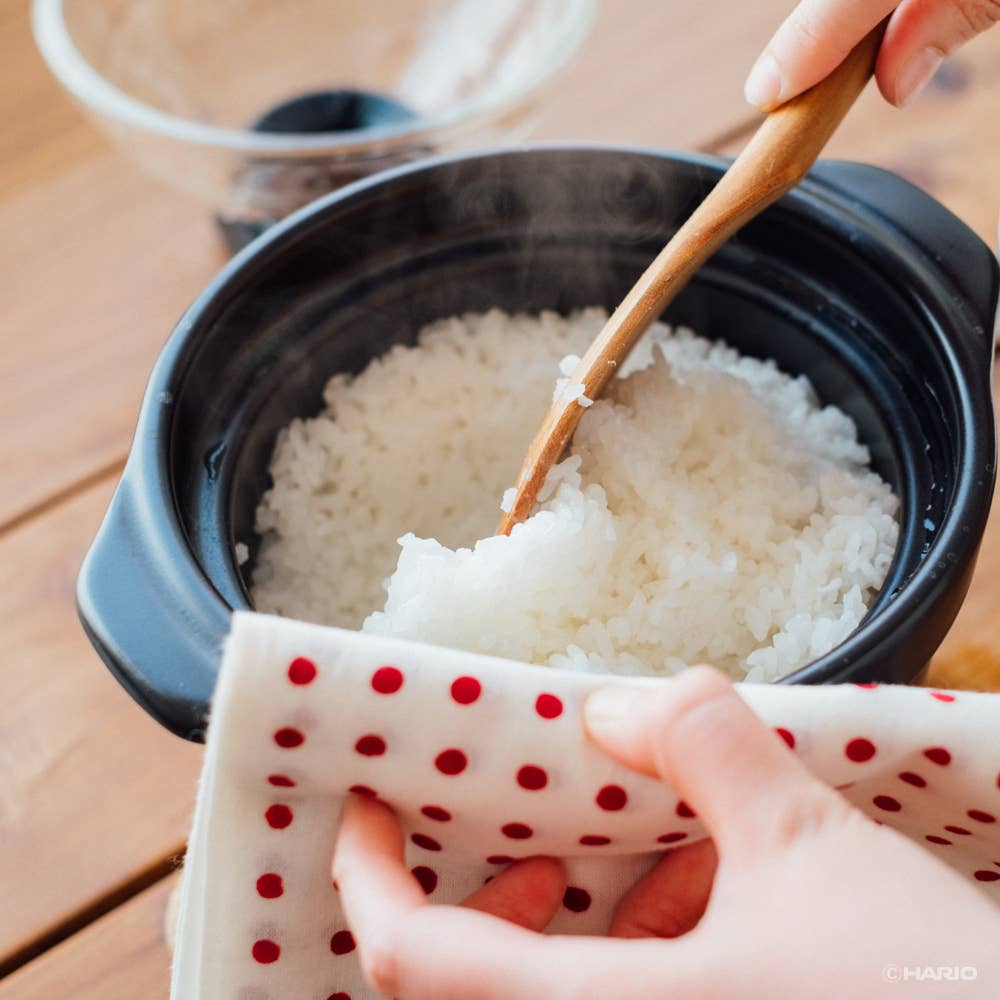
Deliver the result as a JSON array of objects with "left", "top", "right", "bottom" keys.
[
  {"left": 77, "top": 470, "right": 230, "bottom": 741},
  {"left": 809, "top": 159, "right": 999, "bottom": 359}
]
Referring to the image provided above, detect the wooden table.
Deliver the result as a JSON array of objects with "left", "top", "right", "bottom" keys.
[{"left": 2, "top": 1, "right": 998, "bottom": 995}]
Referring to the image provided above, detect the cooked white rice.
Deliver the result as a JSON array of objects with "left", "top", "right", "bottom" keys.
[{"left": 252, "top": 309, "right": 898, "bottom": 682}]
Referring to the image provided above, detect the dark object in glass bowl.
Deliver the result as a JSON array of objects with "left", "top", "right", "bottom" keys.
[
  {"left": 216, "top": 89, "right": 428, "bottom": 253},
  {"left": 77, "top": 146, "right": 998, "bottom": 740}
]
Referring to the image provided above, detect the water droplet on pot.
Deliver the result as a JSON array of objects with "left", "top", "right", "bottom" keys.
[{"left": 204, "top": 442, "right": 226, "bottom": 481}]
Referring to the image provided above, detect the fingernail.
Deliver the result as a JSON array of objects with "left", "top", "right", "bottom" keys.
[
  {"left": 744, "top": 53, "right": 782, "bottom": 109},
  {"left": 896, "top": 47, "right": 944, "bottom": 107},
  {"left": 584, "top": 685, "right": 642, "bottom": 741}
]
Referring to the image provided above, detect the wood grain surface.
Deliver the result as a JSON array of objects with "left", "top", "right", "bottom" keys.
[
  {"left": 2, "top": 0, "right": 999, "bottom": 993},
  {"left": 0, "top": 874, "right": 179, "bottom": 1000},
  {"left": 0, "top": 479, "right": 201, "bottom": 972},
  {"left": 530, "top": 0, "right": 791, "bottom": 146}
]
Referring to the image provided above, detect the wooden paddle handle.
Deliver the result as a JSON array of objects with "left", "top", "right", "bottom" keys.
[{"left": 497, "top": 23, "right": 884, "bottom": 535}]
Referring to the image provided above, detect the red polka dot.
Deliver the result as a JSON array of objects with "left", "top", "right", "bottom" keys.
[
  {"left": 256, "top": 873, "right": 283, "bottom": 898},
  {"left": 349, "top": 784, "right": 377, "bottom": 798},
  {"left": 411, "top": 832, "right": 442, "bottom": 852},
  {"left": 371, "top": 666, "right": 403, "bottom": 694},
  {"left": 265, "top": 804, "right": 293, "bottom": 829},
  {"left": 252, "top": 939, "right": 280, "bottom": 964},
  {"left": 968, "top": 809, "right": 996, "bottom": 824},
  {"left": 657, "top": 832, "right": 688, "bottom": 844},
  {"left": 421, "top": 805, "right": 451, "bottom": 822},
  {"left": 873, "top": 795, "right": 902, "bottom": 812},
  {"left": 855, "top": 682, "right": 879, "bottom": 689},
  {"left": 451, "top": 676, "right": 482, "bottom": 704},
  {"left": 845, "top": 738, "right": 876, "bottom": 762},
  {"left": 268, "top": 774, "right": 295, "bottom": 787},
  {"left": 501, "top": 822, "right": 533, "bottom": 840},
  {"left": 596, "top": 785, "right": 628, "bottom": 811},
  {"left": 287, "top": 656, "right": 317, "bottom": 685},
  {"left": 579, "top": 835, "right": 611, "bottom": 846},
  {"left": 775, "top": 727, "right": 796, "bottom": 749},
  {"left": 354, "top": 734, "right": 386, "bottom": 757},
  {"left": 563, "top": 887, "right": 592, "bottom": 913},
  {"left": 898, "top": 772, "right": 926, "bottom": 788},
  {"left": 274, "top": 727, "right": 304, "bottom": 748},
  {"left": 535, "top": 693, "right": 563, "bottom": 719},
  {"left": 930, "top": 691, "right": 955, "bottom": 702},
  {"left": 944, "top": 825, "right": 972, "bottom": 836},
  {"left": 435, "top": 749, "right": 467, "bottom": 775},
  {"left": 412, "top": 866, "right": 438, "bottom": 895},
  {"left": 517, "top": 765, "right": 548, "bottom": 791},
  {"left": 923, "top": 747, "right": 951, "bottom": 766},
  {"left": 486, "top": 855, "right": 514, "bottom": 864},
  {"left": 330, "top": 930, "right": 356, "bottom": 955},
  {"left": 676, "top": 800, "right": 696, "bottom": 819},
  {"left": 925, "top": 835, "right": 952, "bottom": 846},
  {"left": 974, "top": 870, "right": 1000, "bottom": 882}
]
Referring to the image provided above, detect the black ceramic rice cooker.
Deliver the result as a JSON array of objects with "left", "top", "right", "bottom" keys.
[{"left": 77, "top": 146, "right": 998, "bottom": 740}]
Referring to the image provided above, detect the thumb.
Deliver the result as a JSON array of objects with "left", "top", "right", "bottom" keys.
[
  {"left": 583, "top": 667, "right": 849, "bottom": 862},
  {"left": 745, "top": 0, "right": 897, "bottom": 110},
  {"left": 876, "top": 0, "right": 1000, "bottom": 106}
]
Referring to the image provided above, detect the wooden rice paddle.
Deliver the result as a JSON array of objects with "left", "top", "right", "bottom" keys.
[{"left": 498, "top": 24, "right": 885, "bottom": 535}]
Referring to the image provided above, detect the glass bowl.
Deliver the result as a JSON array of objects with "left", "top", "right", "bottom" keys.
[{"left": 33, "top": 0, "right": 595, "bottom": 248}]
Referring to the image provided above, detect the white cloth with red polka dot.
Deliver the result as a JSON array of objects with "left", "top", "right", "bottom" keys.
[{"left": 171, "top": 611, "right": 1000, "bottom": 1000}]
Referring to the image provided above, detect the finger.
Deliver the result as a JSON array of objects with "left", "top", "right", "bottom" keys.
[
  {"left": 333, "top": 794, "right": 426, "bottom": 913},
  {"left": 462, "top": 856, "right": 566, "bottom": 931},
  {"left": 584, "top": 667, "right": 849, "bottom": 861},
  {"left": 334, "top": 808, "right": 674, "bottom": 1000},
  {"left": 745, "top": 0, "right": 898, "bottom": 109},
  {"left": 876, "top": 0, "right": 1000, "bottom": 105},
  {"left": 333, "top": 795, "right": 427, "bottom": 993},
  {"left": 610, "top": 838, "right": 718, "bottom": 939},
  {"left": 332, "top": 799, "right": 568, "bottom": 999},
  {"left": 389, "top": 914, "right": 703, "bottom": 1000},
  {"left": 334, "top": 803, "right": 705, "bottom": 999}
]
